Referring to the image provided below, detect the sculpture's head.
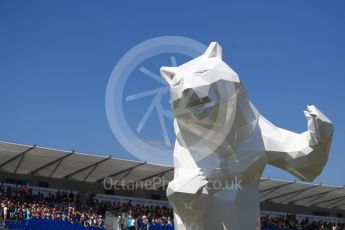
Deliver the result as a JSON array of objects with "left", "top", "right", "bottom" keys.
[{"left": 161, "top": 42, "right": 249, "bottom": 151}]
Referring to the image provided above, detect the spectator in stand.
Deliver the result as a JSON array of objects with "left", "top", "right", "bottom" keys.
[
  {"left": 138, "top": 215, "right": 149, "bottom": 230},
  {"left": 2, "top": 202, "right": 7, "bottom": 224},
  {"left": 127, "top": 215, "right": 135, "bottom": 230}
]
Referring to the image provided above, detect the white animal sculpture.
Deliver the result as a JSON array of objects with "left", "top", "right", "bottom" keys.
[{"left": 160, "top": 42, "right": 334, "bottom": 230}]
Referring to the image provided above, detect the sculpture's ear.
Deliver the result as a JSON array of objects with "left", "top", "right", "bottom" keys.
[
  {"left": 160, "top": 66, "right": 177, "bottom": 86},
  {"left": 204, "top": 42, "right": 222, "bottom": 59}
]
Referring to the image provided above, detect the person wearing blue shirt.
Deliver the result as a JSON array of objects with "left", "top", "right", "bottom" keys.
[
  {"left": 127, "top": 215, "right": 135, "bottom": 230},
  {"left": 25, "top": 208, "right": 30, "bottom": 226}
]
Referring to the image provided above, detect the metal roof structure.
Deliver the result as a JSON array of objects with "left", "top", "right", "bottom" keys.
[
  {"left": 1, "top": 140, "right": 344, "bottom": 210},
  {"left": 0, "top": 141, "right": 174, "bottom": 187},
  {"left": 260, "top": 178, "right": 345, "bottom": 210}
]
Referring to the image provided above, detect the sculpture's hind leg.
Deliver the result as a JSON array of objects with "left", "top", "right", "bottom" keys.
[
  {"left": 171, "top": 181, "right": 260, "bottom": 230},
  {"left": 200, "top": 182, "right": 260, "bottom": 230}
]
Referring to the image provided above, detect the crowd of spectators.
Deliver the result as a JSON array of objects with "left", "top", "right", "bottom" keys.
[
  {"left": 260, "top": 214, "right": 345, "bottom": 230},
  {"left": 106, "top": 202, "right": 173, "bottom": 229},
  {"left": 0, "top": 185, "right": 104, "bottom": 228},
  {"left": 0, "top": 184, "right": 174, "bottom": 229},
  {"left": 1, "top": 184, "right": 345, "bottom": 230}
]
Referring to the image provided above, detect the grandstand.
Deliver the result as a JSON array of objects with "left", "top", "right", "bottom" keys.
[{"left": 1, "top": 140, "right": 345, "bottom": 229}]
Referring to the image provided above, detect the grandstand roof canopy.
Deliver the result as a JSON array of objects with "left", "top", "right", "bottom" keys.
[
  {"left": 1, "top": 140, "right": 345, "bottom": 210},
  {"left": 0, "top": 141, "right": 174, "bottom": 186}
]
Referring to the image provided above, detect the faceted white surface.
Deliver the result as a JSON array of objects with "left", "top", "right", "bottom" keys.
[{"left": 161, "top": 42, "right": 334, "bottom": 230}]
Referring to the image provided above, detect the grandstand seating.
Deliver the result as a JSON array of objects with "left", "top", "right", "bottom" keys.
[
  {"left": 5, "top": 218, "right": 175, "bottom": 230},
  {"left": 5, "top": 218, "right": 105, "bottom": 230}
]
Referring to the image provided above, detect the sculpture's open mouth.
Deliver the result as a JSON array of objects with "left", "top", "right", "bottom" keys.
[
  {"left": 173, "top": 98, "right": 216, "bottom": 119},
  {"left": 187, "top": 97, "right": 217, "bottom": 118},
  {"left": 186, "top": 96, "right": 214, "bottom": 108}
]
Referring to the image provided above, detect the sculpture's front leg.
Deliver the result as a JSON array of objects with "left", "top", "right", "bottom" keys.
[
  {"left": 260, "top": 105, "right": 334, "bottom": 181},
  {"left": 167, "top": 141, "right": 209, "bottom": 230},
  {"left": 167, "top": 169, "right": 209, "bottom": 230}
]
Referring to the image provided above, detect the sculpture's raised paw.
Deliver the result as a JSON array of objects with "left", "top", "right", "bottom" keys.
[
  {"left": 304, "top": 105, "right": 334, "bottom": 140},
  {"left": 304, "top": 105, "right": 330, "bottom": 122}
]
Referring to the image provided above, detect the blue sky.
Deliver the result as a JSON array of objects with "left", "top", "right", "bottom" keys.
[{"left": 0, "top": 0, "right": 344, "bottom": 185}]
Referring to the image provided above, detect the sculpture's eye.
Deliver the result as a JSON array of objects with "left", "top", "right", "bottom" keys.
[
  {"left": 194, "top": 69, "right": 209, "bottom": 76},
  {"left": 172, "top": 78, "right": 182, "bottom": 87}
]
